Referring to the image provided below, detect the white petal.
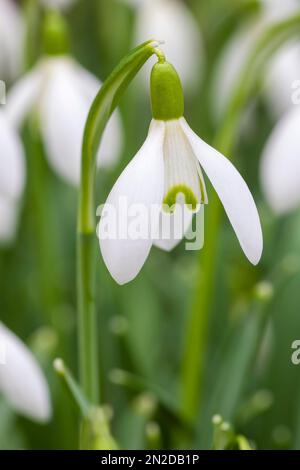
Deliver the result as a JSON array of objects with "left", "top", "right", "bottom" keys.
[
  {"left": 0, "top": 0, "right": 24, "bottom": 81},
  {"left": 153, "top": 204, "right": 194, "bottom": 252},
  {"left": 0, "top": 111, "right": 25, "bottom": 200},
  {"left": 99, "top": 120, "right": 165, "bottom": 284},
  {"left": 0, "top": 323, "right": 51, "bottom": 422},
  {"left": 134, "top": 0, "right": 204, "bottom": 89},
  {"left": 40, "top": 58, "right": 122, "bottom": 185},
  {"left": 162, "top": 120, "right": 207, "bottom": 208},
  {"left": 180, "top": 118, "right": 263, "bottom": 265},
  {"left": 0, "top": 197, "right": 19, "bottom": 243},
  {"left": 5, "top": 64, "right": 44, "bottom": 129},
  {"left": 72, "top": 62, "right": 123, "bottom": 169},
  {"left": 39, "top": 58, "right": 89, "bottom": 185},
  {"left": 260, "top": 106, "right": 300, "bottom": 214}
]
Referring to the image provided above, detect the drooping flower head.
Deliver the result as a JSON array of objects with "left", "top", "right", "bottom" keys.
[
  {"left": 98, "top": 53, "right": 263, "bottom": 284},
  {"left": 5, "top": 10, "right": 123, "bottom": 186},
  {"left": 0, "top": 323, "right": 51, "bottom": 422}
]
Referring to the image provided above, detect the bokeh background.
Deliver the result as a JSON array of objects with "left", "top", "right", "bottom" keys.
[{"left": 1, "top": 0, "right": 300, "bottom": 450}]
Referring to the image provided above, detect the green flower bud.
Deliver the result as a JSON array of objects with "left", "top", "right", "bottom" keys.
[
  {"left": 150, "top": 60, "right": 184, "bottom": 121},
  {"left": 42, "top": 10, "right": 69, "bottom": 56}
]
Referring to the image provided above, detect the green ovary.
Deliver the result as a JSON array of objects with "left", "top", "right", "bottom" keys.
[{"left": 163, "top": 185, "right": 198, "bottom": 213}]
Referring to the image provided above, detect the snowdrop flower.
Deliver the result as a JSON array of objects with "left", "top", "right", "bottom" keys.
[
  {"left": 99, "top": 59, "right": 263, "bottom": 285},
  {"left": 0, "top": 322, "right": 51, "bottom": 422},
  {"left": 212, "top": 0, "right": 300, "bottom": 119},
  {"left": 0, "top": 111, "right": 25, "bottom": 242},
  {"left": 121, "top": 0, "right": 204, "bottom": 90},
  {"left": 260, "top": 106, "right": 300, "bottom": 214},
  {"left": 0, "top": 0, "right": 24, "bottom": 81},
  {"left": 5, "top": 12, "right": 123, "bottom": 186}
]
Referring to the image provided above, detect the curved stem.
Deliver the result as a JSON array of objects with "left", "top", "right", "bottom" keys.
[
  {"left": 77, "top": 41, "right": 160, "bottom": 405},
  {"left": 181, "top": 13, "right": 300, "bottom": 423}
]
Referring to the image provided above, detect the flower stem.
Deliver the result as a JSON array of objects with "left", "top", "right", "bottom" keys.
[
  {"left": 181, "top": 13, "right": 300, "bottom": 424},
  {"left": 77, "top": 41, "right": 160, "bottom": 407}
]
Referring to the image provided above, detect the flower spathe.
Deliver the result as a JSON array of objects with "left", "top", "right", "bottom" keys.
[
  {"left": 0, "top": 111, "right": 25, "bottom": 242},
  {"left": 5, "top": 56, "right": 123, "bottom": 186},
  {"left": 0, "top": 323, "right": 51, "bottom": 422},
  {"left": 99, "top": 61, "right": 263, "bottom": 285},
  {"left": 260, "top": 106, "right": 300, "bottom": 214}
]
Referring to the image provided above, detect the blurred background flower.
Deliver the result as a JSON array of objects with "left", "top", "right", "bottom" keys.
[{"left": 0, "top": 0, "right": 24, "bottom": 82}]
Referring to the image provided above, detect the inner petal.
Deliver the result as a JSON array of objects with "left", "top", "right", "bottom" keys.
[{"left": 163, "top": 120, "right": 207, "bottom": 212}]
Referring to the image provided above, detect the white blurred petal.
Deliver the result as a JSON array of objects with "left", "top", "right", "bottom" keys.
[
  {"left": 0, "top": 323, "right": 51, "bottom": 422},
  {"left": 212, "top": 25, "right": 257, "bottom": 120},
  {"left": 133, "top": 0, "right": 203, "bottom": 89},
  {"left": 5, "top": 64, "right": 44, "bottom": 129},
  {"left": 212, "top": 0, "right": 300, "bottom": 119},
  {"left": 72, "top": 62, "right": 123, "bottom": 169},
  {"left": 39, "top": 58, "right": 90, "bottom": 185},
  {"left": 260, "top": 106, "right": 300, "bottom": 214},
  {"left": 0, "top": 197, "right": 19, "bottom": 243},
  {"left": 0, "top": 111, "right": 25, "bottom": 200},
  {"left": 265, "top": 41, "right": 300, "bottom": 117},
  {"left": 0, "top": 0, "right": 24, "bottom": 81},
  {"left": 181, "top": 118, "right": 263, "bottom": 265},
  {"left": 40, "top": 58, "right": 122, "bottom": 185},
  {"left": 99, "top": 120, "right": 165, "bottom": 284}
]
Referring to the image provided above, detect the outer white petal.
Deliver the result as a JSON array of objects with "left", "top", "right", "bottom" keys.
[
  {"left": 0, "top": 323, "right": 51, "bottom": 422},
  {"left": 72, "top": 62, "right": 123, "bottom": 169},
  {"left": 0, "top": 197, "right": 19, "bottom": 243},
  {"left": 0, "top": 0, "right": 24, "bottom": 81},
  {"left": 260, "top": 106, "right": 300, "bottom": 214},
  {"left": 134, "top": 0, "right": 203, "bottom": 89},
  {"left": 0, "top": 111, "right": 25, "bottom": 200},
  {"left": 180, "top": 118, "right": 263, "bottom": 265},
  {"left": 5, "top": 64, "right": 44, "bottom": 129},
  {"left": 99, "top": 120, "right": 165, "bottom": 284}
]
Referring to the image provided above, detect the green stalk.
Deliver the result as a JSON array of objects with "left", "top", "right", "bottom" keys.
[
  {"left": 181, "top": 13, "right": 300, "bottom": 423},
  {"left": 77, "top": 40, "right": 161, "bottom": 405}
]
